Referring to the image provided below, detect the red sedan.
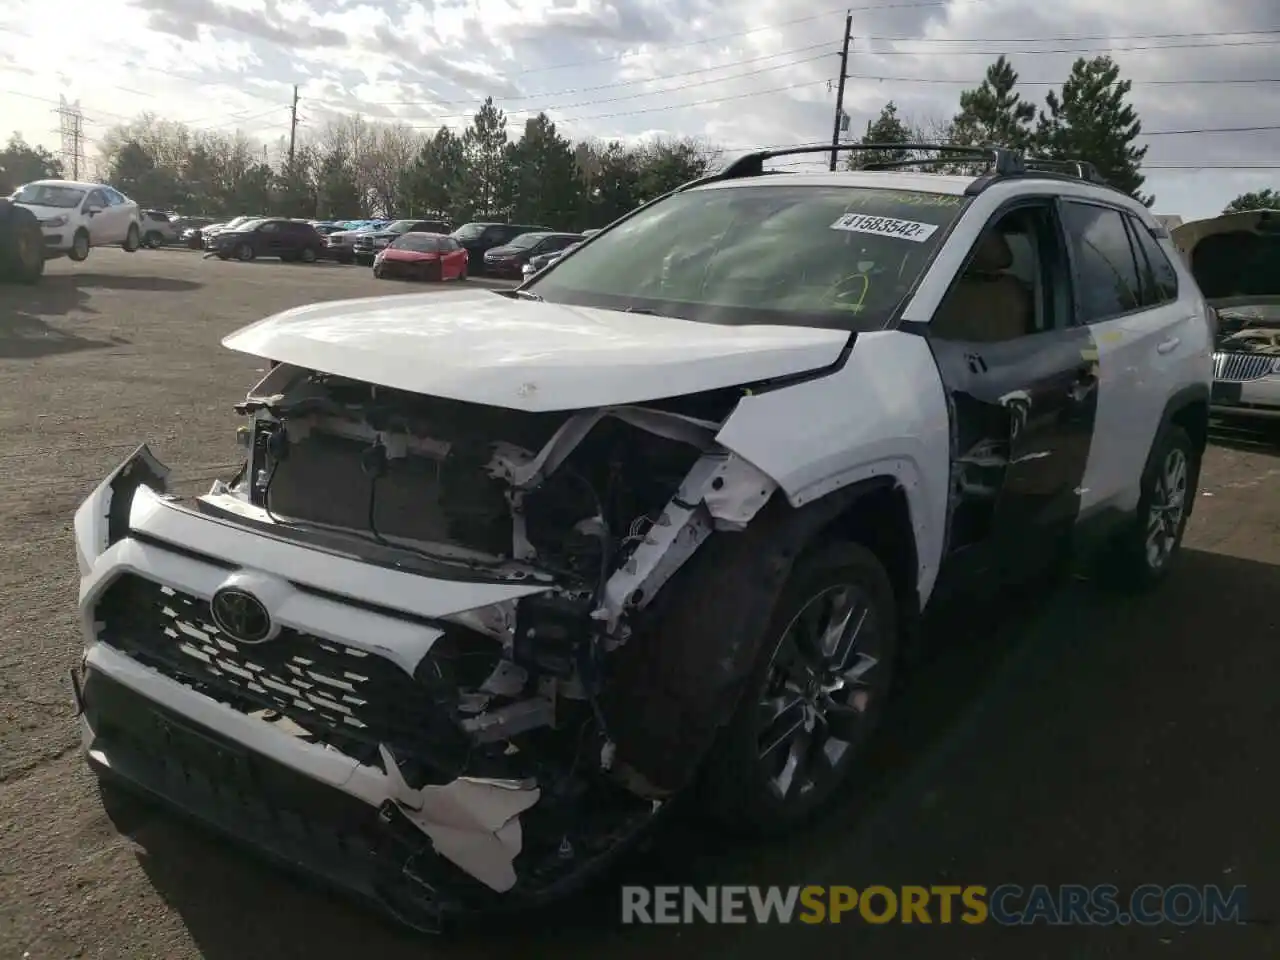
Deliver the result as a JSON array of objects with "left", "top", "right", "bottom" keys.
[{"left": 372, "top": 232, "right": 469, "bottom": 281}]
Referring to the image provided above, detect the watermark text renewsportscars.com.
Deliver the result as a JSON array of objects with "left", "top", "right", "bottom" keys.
[{"left": 621, "top": 884, "right": 1249, "bottom": 926}]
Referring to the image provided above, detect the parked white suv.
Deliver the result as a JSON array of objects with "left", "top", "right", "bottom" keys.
[
  {"left": 11, "top": 179, "right": 142, "bottom": 261},
  {"left": 71, "top": 145, "right": 1213, "bottom": 931}
]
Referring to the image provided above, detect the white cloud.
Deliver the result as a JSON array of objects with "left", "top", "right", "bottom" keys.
[{"left": 1, "top": 0, "right": 1278, "bottom": 216}]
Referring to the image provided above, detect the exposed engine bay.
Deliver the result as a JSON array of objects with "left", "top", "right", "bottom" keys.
[{"left": 173, "top": 362, "right": 780, "bottom": 902}]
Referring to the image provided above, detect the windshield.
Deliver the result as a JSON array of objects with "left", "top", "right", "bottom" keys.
[
  {"left": 391, "top": 233, "right": 443, "bottom": 252},
  {"left": 12, "top": 183, "right": 85, "bottom": 208},
  {"left": 452, "top": 223, "right": 488, "bottom": 240},
  {"left": 387, "top": 220, "right": 420, "bottom": 233},
  {"left": 527, "top": 183, "right": 968, "bottom": 330},
  {"left": 232, "top": 218, "right": 266, "bottom": 231},
  {"left": 507, "top": 232, "right": 550, "bottom": 250}
]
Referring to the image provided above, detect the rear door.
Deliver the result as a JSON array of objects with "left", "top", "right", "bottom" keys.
[
  {"left": 928, "top": 196, "right": 1099, "bottom": 586},
  {"left": 1061, "top": 201, "right": 1192, "bottom": 517}
]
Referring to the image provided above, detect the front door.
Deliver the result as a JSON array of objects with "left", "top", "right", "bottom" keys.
[
  {"left": 256, "top": 221, "right": 284, "bottom": 256},
  {"left": 927, "top": 198, "right": 1099, "bottom": 589},
  {"left": 84, "top": 189, "right": 112, "bottom": 245}
]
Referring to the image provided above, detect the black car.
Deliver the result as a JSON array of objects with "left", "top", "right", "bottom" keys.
[
  {"left": 212, "top": 219, "right": 326, "bottom": 263},
  {"left": 451, "top": 222, "right": 551, "bottom": 275},
  {"left": 482, "top": 231, "right": 583, "bottom": 279},
  {"left": 353, "top": 218, "right": 453, "bottom": 266}
]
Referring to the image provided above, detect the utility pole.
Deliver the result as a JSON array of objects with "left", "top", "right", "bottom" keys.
[
  {"left": 287, "top": 85, "right": 300, "bottom": 166},
  {"left": 830, "top": 12, "right": 852, "bottom": 172}
]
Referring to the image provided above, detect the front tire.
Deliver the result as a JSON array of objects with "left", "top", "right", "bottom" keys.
[
  {"left": 299, "top": 246, "right": 318, "bottom": 263},
  {"left": 123, "top": 223, "right": 141, "bottom": 252},
  {"left": 1098, "top": 424, "right": 1196, "bottom": 592},
  {"left": 698, "top": 541, "right": 897, "bottom": 835},
  {"left": 144, "top": 230, "right": 163, "bottom": 249},
  {"left": 235, "top": 242, "right": 255, "bottom": 262},
  {"left": 69, "top": 228, "right": 90, "bottom": 262}
]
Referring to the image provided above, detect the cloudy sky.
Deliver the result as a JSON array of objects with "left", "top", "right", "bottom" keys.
[{"left": 1, "top": 0, "right": 1278, "bottom": 217}]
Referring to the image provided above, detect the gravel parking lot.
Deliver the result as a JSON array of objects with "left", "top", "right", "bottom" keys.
[{"left": 1, "top": 249, "right": 1276, "bottom": 959}]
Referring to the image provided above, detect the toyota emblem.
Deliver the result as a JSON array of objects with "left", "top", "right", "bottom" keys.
[{"left": 210, "top": 587, "right": 273, "bottom": 644}]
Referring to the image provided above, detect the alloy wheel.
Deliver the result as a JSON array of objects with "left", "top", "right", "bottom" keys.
[
  {"left": 1145, "top": 447, "right": 1188, "bottom": 570},
  {"left": 756, "top": 583, "right": 884, "bottom": 802}
]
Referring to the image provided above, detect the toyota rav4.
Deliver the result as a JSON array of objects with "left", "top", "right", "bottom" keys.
[{"left": 72, "top": 144, "right": 1214, "bottom": 931}]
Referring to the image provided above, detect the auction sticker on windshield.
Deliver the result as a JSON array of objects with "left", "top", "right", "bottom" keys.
[{"left": 830, "top": 214, "right": 939, "bottom": 242}]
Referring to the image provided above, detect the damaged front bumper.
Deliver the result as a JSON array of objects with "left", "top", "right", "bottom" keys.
[{"left": 71, "top": 445, "right": 653, "bottom": 925}]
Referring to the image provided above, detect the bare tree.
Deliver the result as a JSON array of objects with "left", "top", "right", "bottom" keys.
[{"left": 362, "top": 123, "right": 421, "bottom": 216}]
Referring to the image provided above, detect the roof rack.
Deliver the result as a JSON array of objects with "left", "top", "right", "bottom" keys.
[
  {"left": 676, "top": 141, "right": 1121, "bottom": 199},
  {"left": 707, "top": 143, "right": 1025, "bottom": 182}
]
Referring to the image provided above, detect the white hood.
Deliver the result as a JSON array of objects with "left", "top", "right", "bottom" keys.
[
  {"left": 13, "top": 202, "right": 75, "bottom": 221},
  {"left": 221, "top": 289, "right": 849, "bottom": 412}
]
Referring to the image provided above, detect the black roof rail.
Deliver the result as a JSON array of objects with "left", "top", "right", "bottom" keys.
[
  {"left": 1022, "top": 156, "right": 1106, "bottom": 183},
  {"left": 709, "top": 142, "right": 1024, "bottom": 182}
]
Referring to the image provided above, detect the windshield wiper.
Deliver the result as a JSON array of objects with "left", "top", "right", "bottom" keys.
[{"left": 502, "top": 289, "right": 542, "bottom": 302}]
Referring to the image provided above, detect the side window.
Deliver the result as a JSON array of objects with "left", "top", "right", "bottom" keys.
[
  {"left": 258, "top": 221, "right": 280, "bottom": 233},
  {"left": 1125, "top": 215, "right": 1179, "bottom": 306},
  {"left": 85, "top": 189, "right": 107, "bottom": 209},
  {"left": 1060, "top": 202, "right": 1141, "bottom": 323},
  {"left": 931, "top": 203, "right": 1066, "bottom": 343}
]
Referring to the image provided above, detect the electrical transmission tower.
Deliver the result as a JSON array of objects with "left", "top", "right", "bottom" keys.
[{"left": 56, "top": 96, "right": 86, "bottom": 179}]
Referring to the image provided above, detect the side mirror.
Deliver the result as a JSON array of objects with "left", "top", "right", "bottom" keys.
[{"left": 85, "top": 205, "right": 103, "bottom": 215}]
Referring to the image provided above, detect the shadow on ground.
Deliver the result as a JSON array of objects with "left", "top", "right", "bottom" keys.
[
  {"left": 103, "top": 548, "right": 1280, "bottom": 959},
  {"left": 0, "top": 271, "right": 200, "bottom": 358}
]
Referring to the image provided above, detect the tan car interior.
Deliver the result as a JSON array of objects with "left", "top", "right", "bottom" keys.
[{"left": 932, "top": 225, "right": 1035, "bottom": 342}]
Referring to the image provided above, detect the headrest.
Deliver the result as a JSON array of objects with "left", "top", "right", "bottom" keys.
[{"left": 971, "top": 231, "right": 1013, "bottom": 272}]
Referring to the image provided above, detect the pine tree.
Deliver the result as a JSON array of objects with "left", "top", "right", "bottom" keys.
[
  {"left": 1035, "top": 55, "right": 1151, "bottom": 205},
  {"left": 952, "top": 56, "right": 1035, "bottom": 150}
]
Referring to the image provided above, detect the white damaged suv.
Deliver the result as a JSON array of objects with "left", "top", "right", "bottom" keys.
[{"left": 73, "top": 145, "right": 1214, "bottom": 929}]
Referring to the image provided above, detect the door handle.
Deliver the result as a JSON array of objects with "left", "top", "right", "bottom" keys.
[{"left": 1157, "top": 337, "right": 1180, "bottom": 355}]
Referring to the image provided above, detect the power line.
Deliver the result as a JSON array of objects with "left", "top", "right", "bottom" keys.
[
  {"left": 843, "top": 37, "right": 1280, "bottom": 55},
  {"left": 848, "top": 28, "right": 1280, "bottom": 43},
  {"left": 338, "top": 42, "right": 838, "bottom": 107}
]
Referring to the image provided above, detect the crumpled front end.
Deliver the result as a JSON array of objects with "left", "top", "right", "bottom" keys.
[{"left": 73, "top": 363, "right": 780, "bottom": 924}]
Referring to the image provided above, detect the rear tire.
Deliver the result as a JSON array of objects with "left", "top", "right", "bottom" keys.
[
  {"left": 123, "top": 223, "right": 141, "bottom": 252},
  {"left": 300, "top": 246, "right": 318, "bottom": 263},
  {"left": 698, "top": 541, "right": 898, "bottom": 836},
  {"left": 144, "top": 230, "right": 163, "bottom": 249},
  {"left": 1097, "top": 424, "right": 1197, "bottom": 592}
]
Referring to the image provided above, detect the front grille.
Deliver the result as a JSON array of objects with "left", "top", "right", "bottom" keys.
[
  {"left": 378, "top": 261, "right": 425, "bottom": 279},
  {"left": 96, "top": 575, "right": 475, "bottom": 780},
  {"left": 1214, "top": 352, "right": 1277, "bottom": 382}
]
